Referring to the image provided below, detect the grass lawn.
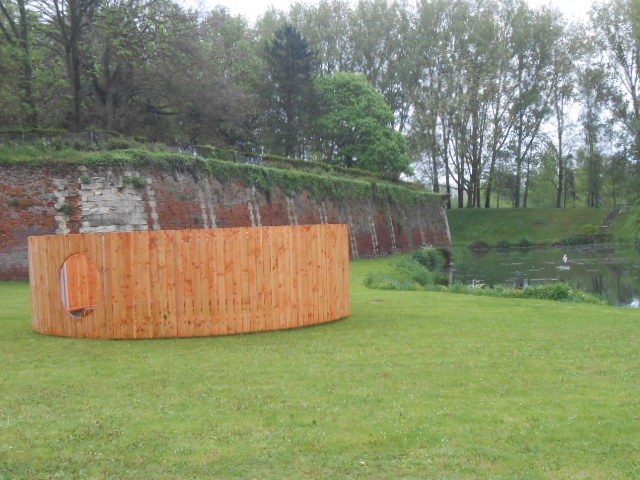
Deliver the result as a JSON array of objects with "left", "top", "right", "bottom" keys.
[
  {"left": 447, "top": 208, "right": 608, "bottom": 246},
  {"left": 1, "top": 258, "right": 639, "bottom": 479}
]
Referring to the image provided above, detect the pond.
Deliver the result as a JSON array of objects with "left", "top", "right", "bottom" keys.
[{"left": 450, "top": 244, "right": 640, "bottom": 307}]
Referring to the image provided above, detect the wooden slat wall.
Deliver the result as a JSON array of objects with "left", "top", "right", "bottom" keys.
[{"left": 29, "top": 225, "right": 351, "bottom": 339}]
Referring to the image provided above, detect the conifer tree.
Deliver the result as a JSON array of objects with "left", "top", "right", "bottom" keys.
[{"left": 263, "top": 24, "right": 316, "bottom": 157}]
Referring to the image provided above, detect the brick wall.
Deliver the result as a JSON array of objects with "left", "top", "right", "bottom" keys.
[{"left": 0, "top": 163, "right": 450, "bottom": 280}]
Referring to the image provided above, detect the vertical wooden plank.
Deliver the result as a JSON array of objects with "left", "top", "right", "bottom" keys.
[
  {"left": 28, "top": 237, "right": 44, "bottom": 334},
  {"left": 105, "top": 232, "right": 126, "bottom": 339},
  {"left": 163, "top": 230, "right": 179, "bottom": 337},
  {"left": 253, "top": 227, "right": 265, "bottom": 333},
  {"left": 58, "top": 235, "right": 74, "bottom": 337},
  {"left": 173, "top": 230, "right": 183, "bottom": 336},
  {"left": 341, "top": 224, "right": 351, "bottom": 317},
  {"left": 119, "top": 232, "right": 136, "bottom": 339},
  {"left": 207, "top": 229, "right": 220, "bottom": 335},
  {"left": 215, "top": 228, "right": 228, "bottom": 335},
  {"left": 282, "top": 226, "right": 294, "bottom": 329},
  {"left": 177, "top": 230, "right": 195, "bottom": 337},
  {"left": 330, "top": 224, "right": 340, "bottom": 321},
  {"left": 82, "top": 233, "right": 104, "bottom": 339},
  {"left": 318, "top": 224, "right": 326, "bottom": 323},
  {"left": 309, "top": 225, "right": 318, "bottom": 326},
  {"left": 45, "top": 235, "right": 60, "bottom": 336},
  {"left": 65, "top": 235, "right": 82, "bottom": 338},
  {"left": 289, "top": 225, "right": 300, "bottom": 328},
  {"left": 133, "top": 231, "right": 152, "bottom": 339},
  {"left": 271, "top": 227, "right": 284, "bottom": 331},
  {"left": 223, "top": 229, "right": 236, "bottom": 334},
  {"left": 147, "top": 231, "right": 161, "bottom": 338},
  {"left": 232, "top": 228, "right": 244, "bottom": 334},
  {"left": 238, "top": 229, "right": 250, "bottom": 333},
  {"left": 297, "top": 225, "right": 308, "bottom": 326},
  {"left": 246, "top": 228, "right": 259, "bottom": 332},
  {"left": 123, "top": 232, "right": 137, "bottom": 339},
  {"left": 192, "top": 230, "right": 206, "bottom": 337},
  {"left": 201, "top": 229, "right": 213, "bottom": 336},
  {"left": 263, "top": 227, "right": 279, "bottom": 330},
  {"left": 34, "top": 236, "right": 48, "bottom": 334}
]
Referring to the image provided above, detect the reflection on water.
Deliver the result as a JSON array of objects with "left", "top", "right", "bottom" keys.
[{"left": 451, "top": 245, "right": 640, "bottom": 307}]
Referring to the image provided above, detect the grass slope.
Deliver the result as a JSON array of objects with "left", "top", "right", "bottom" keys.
[
  {"left": 447, "top": 208, "right": 607, "bottom": 246},
  {"left": 1, "top": 262, "right": 639, "bottom": 479}
]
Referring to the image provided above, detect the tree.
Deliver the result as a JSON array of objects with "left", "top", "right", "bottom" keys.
[
  {"left": 506, "top": 2, "right": 555, "bottom": 208},
  {"left": 288, "top": 0, "right": 354, "bottom": 74},
  {"left": 314, "top": 71, "right": 411, "bottom": 179},
  {"left": 592, "top": 0, "right": 640, "bottom": 164},
  {"left": 36, "top": 0, "right": 102, "bottom": 132},
  {"left": 547, "top": 16, "right": 576, "bottom": 207},
  {"left": 577, "top": 66, "right": 609, "bottom": 207},
  {"left": 0, "top": 0, "right": 37, "bottom": 126},
  {"left": 263, "top": 24, "right": 316, "bottom": 157}
]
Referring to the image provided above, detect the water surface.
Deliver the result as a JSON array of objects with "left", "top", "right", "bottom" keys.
[{"left": 451, "top": 245, "right": 640, "bottom": 307}]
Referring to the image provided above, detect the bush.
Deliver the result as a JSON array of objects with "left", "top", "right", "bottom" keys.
[
  {"left": 517, "top": 238, "right": 534, "bottom": 248},
  {"left": 363, "top": 272, "right": 417, "bottom": 290},
  {"left": 469, "top": 240, "right": 490, "bottom": 253},
  {"left": 412, "top": 246, "right": 445, "bottom": 271},
  {"left": 580, "top": 224, "right": 599, "bottom": 235},
  {"left": 523, "top": 283, "right": 572, "bottom": 301},
  {"left": 496, "top": 239, "right": 510, "bottom": 250},
  {"left": 561, "top": 234, "right": 592, "bottom": 246},
  {"left": 395, "top": 258, "right": 436, "bottom": 286}
]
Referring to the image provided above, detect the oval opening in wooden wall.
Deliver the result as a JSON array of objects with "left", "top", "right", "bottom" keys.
[{"left": 59, "top": 253, "right": 100, "bottom": 318}]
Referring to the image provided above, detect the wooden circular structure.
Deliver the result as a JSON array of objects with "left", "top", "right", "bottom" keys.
[{"left": 29, "top": 224, "right": 350, "bottom": 339}]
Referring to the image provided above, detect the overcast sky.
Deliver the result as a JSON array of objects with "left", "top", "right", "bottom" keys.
[{"left": 179, "top": 0, "right": 593, "bottom": 24}]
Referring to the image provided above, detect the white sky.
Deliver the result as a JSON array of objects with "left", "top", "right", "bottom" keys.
[{"left": 179, "top": 0, "right": 594, "bottom": 24}]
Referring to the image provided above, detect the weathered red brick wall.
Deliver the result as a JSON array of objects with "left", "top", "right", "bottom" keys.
[{"left": 0, "top": 163, "right": 450, "bottom": 280}]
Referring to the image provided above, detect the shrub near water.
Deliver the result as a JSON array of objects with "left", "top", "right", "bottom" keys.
[{"left": 363, "top": 250, "right": 606, "bottom": 305}]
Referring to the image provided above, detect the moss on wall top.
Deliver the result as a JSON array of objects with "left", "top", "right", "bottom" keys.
[{"left": 0, "top": 145, "right": 444, "bottom": 206}]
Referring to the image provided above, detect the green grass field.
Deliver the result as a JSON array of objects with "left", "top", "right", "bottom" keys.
[
  {"left": 1, "top": 258, "right": 639, "bottom": 479},
  {"left": 447, "top": 208, "right": 608, "bottom": 246}
]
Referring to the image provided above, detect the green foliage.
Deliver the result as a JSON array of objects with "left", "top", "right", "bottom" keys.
[
  {"left": 314, "top": 72, "right": 411, "bottom": 180},
  {"left": 559, "top": 234, "right": 592, "bottom": 246},
  {"left": 57, "top": 203, "right": 73, "bottom": 216},
  {"left": 580, "top": 224, "right": 600, "bottom": 235},
  {"left": 362, "top": 271, "right": 417, "bottom": 290},
  {"left": 517, "top": 238, "right": 534, "bottom": 248},
  {"left": 440, "top": 281, "right": 606, "bottom": 304},
  {"left": 468, "top": 240, "right": 490, "bottom": 252},
  {"left": 362, "top": 251, "right": 605, "bottom": 305},
  {"left": 496, "top": 239, "right": 511, "bottom": 249},
  {"left": 123, "top": 176, "right": 147, "bottom": 188},
  {"left": 448, "top": 208, "right": 609, "bottom": 246},
  {"left": 394, "top": 257, "right": 436, "bottom": 286},
  {"left": 0, "top": 145, "right": 440, "bottom": 206},
  {"left": 522, "top": 283, "right": 572, "bottom": 301},
  {"left": 610, "top": 205, "right": 640, "bottom": 247},
  {"left": 263, "top": 24, "right": 317, "bottom": 157},
  {"left": 411, "top": 246, "right": 447, "bottom": 271}
]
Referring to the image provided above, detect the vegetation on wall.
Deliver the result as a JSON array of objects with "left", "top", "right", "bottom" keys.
[
  {"left": 3, "top": 0, "right": 640, "bottom": 208},
  {"left": 0, "top": 143, "right": 442, "bottom": 206}
]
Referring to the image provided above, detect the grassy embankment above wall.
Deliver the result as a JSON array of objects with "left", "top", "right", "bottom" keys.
[
  {"left": 0, "top": 143, "right": 439, "bottom": 206},
  {"left": 447, "top": 207, "right": 611, "bottom": 247},
  {"left": 1, "top": 259, "right": 639, "bottom": 478}
]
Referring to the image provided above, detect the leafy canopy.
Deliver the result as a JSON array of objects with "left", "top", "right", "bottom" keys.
[{"left": 314, "top": 72, "right": 411, "bottom": 180}]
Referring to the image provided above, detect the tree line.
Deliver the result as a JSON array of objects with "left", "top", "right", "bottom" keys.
[{"left": 1, "top": 0, "right": 639, "bottom": 207}]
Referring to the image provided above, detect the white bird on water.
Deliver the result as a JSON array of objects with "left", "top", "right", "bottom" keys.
[{"left": 563, "top": 254, "right": 568, "bottom": 264}]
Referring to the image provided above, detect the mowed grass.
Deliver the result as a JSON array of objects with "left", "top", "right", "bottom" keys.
[
  {"left": 1, "top": 258, "right": 639, "bottom": 479},
  {"left": 447, "top": 208, "right": 608, "bottom": 246}
]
